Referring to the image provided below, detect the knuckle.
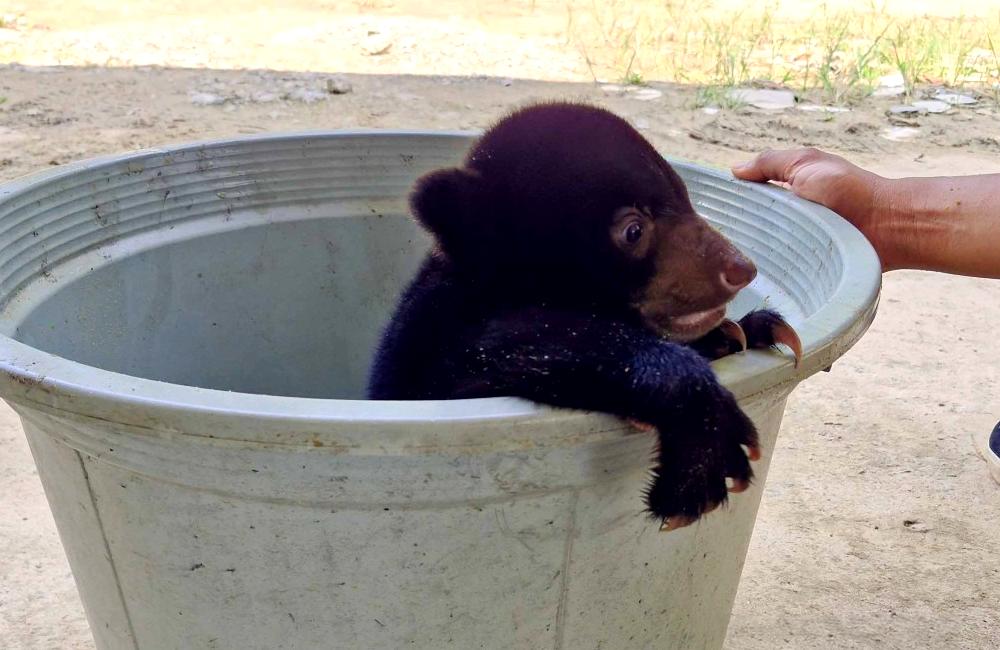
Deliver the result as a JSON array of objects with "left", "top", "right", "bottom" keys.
[
  {"left": 756, "top": 148, "right": 776, "bottom": 162},
  {"left": 797, "top": 147, "right": 824, "bottom": 162}
]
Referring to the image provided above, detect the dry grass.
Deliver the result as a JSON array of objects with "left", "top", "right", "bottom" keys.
[{"left": 563, "top": 0, "right": 1000, "bottom": 103}]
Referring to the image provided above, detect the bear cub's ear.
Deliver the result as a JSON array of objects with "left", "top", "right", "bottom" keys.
[{"left": 409, "top": 168, "right": 486, "bottom": 250}]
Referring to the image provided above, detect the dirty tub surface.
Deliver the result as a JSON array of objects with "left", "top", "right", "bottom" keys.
[{"left": 0, "top": 132, "right": 880, "bottom": 650}]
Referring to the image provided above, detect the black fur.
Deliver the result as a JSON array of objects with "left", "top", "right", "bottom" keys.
[{"left": 369, "top": 103, "right": 765, "bottom": 524}]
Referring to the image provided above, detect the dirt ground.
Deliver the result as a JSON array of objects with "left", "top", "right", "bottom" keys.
[{"left": 1, "top": 3, "right": 999, "bottom": 649}]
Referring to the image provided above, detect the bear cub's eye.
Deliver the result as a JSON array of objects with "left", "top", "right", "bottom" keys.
[
  {"left": 611, "top": 208, "right": 652, "bottom": 256},
  {"left": 624, "top": 222, "right": 643, "bottom": 244}
]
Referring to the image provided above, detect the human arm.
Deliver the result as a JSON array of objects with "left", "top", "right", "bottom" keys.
[{"left": 732, "top": 148, "right": 1000, "bottom": 278}]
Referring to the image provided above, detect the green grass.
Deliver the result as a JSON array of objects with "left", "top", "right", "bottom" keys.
[
  {"left": 693, "top": 85, "right": 745, "bottom": 109},
  {"left": 987, "top": 34, "right": 1000, "bottom": 105},
  {"left": 563, "top": 1, "right": 1000, "bottom": 104},
  {"left": 623, "top": 70, "right": 644, "bottom": 85}
]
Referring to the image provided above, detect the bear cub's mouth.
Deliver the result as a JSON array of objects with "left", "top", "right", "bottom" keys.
[{"left": 657, "top": 305, "right": 728, "bottom": 342}]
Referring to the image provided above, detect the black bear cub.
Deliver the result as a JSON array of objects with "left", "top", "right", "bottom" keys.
[{"left": 368, "top": 103, "right": 800, "bottom": 530}]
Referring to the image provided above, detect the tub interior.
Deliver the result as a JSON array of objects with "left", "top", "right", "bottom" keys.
[
  {"left": 0, "top": 136, "right": 830, "bottom": 400},
  {"left": 2, "top": 209, "right": 431, "bottom": 399}
]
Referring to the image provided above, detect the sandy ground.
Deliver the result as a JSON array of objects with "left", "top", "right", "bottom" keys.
[{"left": 0, "top": 2, "right": 999, "bottom": 649}]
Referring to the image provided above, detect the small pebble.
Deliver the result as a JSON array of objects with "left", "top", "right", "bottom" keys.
[
  {"left": 630, "top": 88, "right": 663, "bottom": 101},
  {"left": 361, "top": 33, "right": 393, "bottom": 56},
  {"left": 326, "top": 77, "right": 353, "bottom": 95},
  {"left": 902, "top": 519, "right": 932, "bottom": 533},
  {"left": 188, "top": 91, "right": 226, "bottom": 106}
]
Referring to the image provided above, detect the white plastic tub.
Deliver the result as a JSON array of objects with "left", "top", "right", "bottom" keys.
[{"left": 0, "top": 132, "right": 880, "bottom": 649}]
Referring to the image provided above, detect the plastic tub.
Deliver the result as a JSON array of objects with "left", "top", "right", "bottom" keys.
[{"left": 0, "top": 132, "right": 880, "bottom": 650}]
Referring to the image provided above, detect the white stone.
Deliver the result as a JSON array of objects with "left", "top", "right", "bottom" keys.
[
  {"left": 188, "top": 91, "right": 226, "bottom": 106},
  {"left": 912, "top": 99, "right": 951, "bottom": 113},
  {"left": 873, "top": 74, "right": 905, "bottom": 98},
  {"left": 629, "top": 88, "right": 663, "bottom": 101},
  {"left": 872, "top": 86, "right": 905, "bottom": 97},
  {"left": 286, "top": 88, "right": 327, "bottom": 103},
  {"left": 933, "top": 91, "right": 977, "bottom": 105},
  {"left": 881, "top": 126, "right": 921, "bottom": 141},
  {"left": 728, "top": 88, "right": 795, "bottom": 110}
]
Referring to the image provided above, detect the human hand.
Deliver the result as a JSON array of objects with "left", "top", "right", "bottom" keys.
[{"left": 731, "top": 148, "right": 898, "bottom": 270}]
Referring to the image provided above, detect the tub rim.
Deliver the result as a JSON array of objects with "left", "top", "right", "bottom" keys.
[{"left": 0, "top": 130, "right": 881, "bottom": 446}]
